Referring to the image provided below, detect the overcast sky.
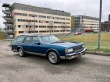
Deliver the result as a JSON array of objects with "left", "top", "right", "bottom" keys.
[{"left": 0, "top": 0, "right": 110, "bottom": 28}]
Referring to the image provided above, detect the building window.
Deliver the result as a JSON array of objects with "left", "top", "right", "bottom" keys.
[
  {"left": 39, "top": 26, "right": 46, "bottom": 28},
  {"left": 66, "top": 22, "right": 70, "bottom": 24},
  {"left": 60, "top": 18, "right": 65, "bottom": 20},
  {"left": 54, "top": 30, "right": 59, "bottom": 32},
  {"left": 18, "top": 19, "right": 37, "bottom": 23},
  {"left": 54, "top": 22, "right": 65, "bottom": 24},
  {"left": 35, "top": 31, "right": 38, "bottom": 33},
  {"left": 14, "top": 12, "right": 27, "bottom": 16},
  {"left": 19, "top": 31, "right": 24, "bottom": 33},
  {"left": 36, "top": 26, "right": 38, "bottom": 28},
  {"left": 54, "top": 26, "right": 57, "bottom": 28},
  {"left": 39, "top": 15, "right": 46, "bottom": 18},
  {"left": 39, "top": 30, "right": 45, "bottom": 33},
  {"left": 39, "top": 20, "right": 45, "bottom": 23},
  {"left": 18, "top": 25, "right": 21, "bottom": 28},
  {"left": 66, "top": 18, "right": 70, "bottom": 20},
  {"left": 18, "top": 19, "right": 21, "bottom": 22},
  {"left": 47, "top": 16, "right": 53, "bottom": 19},
  {"left": 29, "top": 14, "right": 38, "bottom": 17}
]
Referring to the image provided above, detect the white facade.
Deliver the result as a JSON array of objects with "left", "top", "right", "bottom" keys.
[
  {"left": 74, "top": 15, "right": 99, "bottom": 31},
  {"left": 13, "top": 9, "right": 71, "bottom": 36}
]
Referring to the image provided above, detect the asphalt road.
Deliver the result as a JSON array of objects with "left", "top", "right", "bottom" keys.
[{"left": 0, "top": 41, "right": 110, "bottom": 82}]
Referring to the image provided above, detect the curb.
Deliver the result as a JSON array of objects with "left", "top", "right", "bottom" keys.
[{"left": 87, "top": 51, "right": 110, "bottom": 56}]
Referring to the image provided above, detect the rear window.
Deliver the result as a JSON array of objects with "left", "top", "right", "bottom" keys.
[{"left": 13, "top": 36, "right": 26, "bottom": 43}]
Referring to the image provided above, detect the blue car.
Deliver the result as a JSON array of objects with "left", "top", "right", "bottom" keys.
[{"left": 11, "top": 34, "right": 87, "bottom": 64}]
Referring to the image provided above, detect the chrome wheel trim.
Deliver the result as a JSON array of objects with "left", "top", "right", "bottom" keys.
[
  {"left": 19, "top": 48, "right": 23, "bottom": 56},
  {"left": 48, "top": 52, "right": 57, "bottom": 64}
]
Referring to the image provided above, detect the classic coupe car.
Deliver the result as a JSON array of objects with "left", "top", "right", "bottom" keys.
[{"left": 11, "top": 35, "right": 87, "bottom": 64}]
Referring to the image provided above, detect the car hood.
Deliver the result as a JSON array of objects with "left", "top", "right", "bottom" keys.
[{"left": 50, "top": 41, "right": 83, "bottom": 48}]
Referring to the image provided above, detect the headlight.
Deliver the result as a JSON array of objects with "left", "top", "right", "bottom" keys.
[
  {"left": 82, "top": 44, "right": 85, "bottom": 48},
  {"left": 65, "top": 48, "right": 73, "bottom": 53}
]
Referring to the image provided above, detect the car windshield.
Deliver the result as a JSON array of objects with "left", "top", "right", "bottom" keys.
[{"left": 39, "top": 35, "right": 60, "bottom": 43}]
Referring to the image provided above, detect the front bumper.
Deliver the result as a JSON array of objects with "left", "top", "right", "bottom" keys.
[{"left": 60, "top": 48, "right": 87, "bottom": 59}]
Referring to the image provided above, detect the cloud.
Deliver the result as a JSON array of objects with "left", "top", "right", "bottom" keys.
[{"left": 0, "top": 0, "right": 110, "bottom": 27}]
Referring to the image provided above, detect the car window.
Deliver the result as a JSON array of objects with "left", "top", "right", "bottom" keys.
[
  {"left": 13, "top": 36, "right": 25, "bottom": 43},
  {"left": 32, "top": 36, "right": 40, "bottom": 43},
  {"left": 24, "top": 37, "right": 32, "bottom": 43},
  {"left": 40, "top": 35, "right": 60, "bottom": 43},
  {"left": 40, "top": 36, "right": 49, "bottom": 42}
]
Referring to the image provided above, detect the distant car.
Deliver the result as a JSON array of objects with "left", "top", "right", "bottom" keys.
[
  {"left": 11, "top": 35, "right": 87, "bottom": 64},
  {"left": 93, "top": 29, "right": 99, "bottom": 33},
  {"left": 74, "top": 31, "right": 82, "bottom": 35}
]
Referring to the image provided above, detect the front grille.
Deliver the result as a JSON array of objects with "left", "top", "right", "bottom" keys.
[{"left": 74, "top": 45, "right": 83, "bottom": 52}]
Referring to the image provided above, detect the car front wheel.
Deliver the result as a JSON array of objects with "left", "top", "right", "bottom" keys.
[
  {"left": 48, "top": 51, "right": 60, "bottom": 64},
  {"left": 18, "top": 48, "right": 25, "bottom": 57}
]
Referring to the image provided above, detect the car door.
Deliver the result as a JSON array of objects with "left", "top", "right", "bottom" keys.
[
  {"left": 22, "top": 36, "right": 32, "bottom": 52},
  {"left": 29, "top": 36, "right": 45, "bottom": 55}
]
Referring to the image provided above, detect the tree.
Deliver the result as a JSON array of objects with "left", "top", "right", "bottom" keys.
[
  {"left": 26, "top": 20, "right": 35, "bottom": 34},
  {"left": 62, "top": 23, "right": 66, "bottom": 34},
  {"left": 48, "top": 21, "right": 53, "bottom": 35}
]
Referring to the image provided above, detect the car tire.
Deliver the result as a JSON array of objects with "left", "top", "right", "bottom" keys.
[
  {"left": 48, "top": 51, "right": 60, "bottom": 64},
  {"left": 18, "top": 48, "right": 25, "bottom": 57}
]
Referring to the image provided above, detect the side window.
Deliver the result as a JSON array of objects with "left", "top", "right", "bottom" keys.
[
  {"left": 24, "top": 37, "right": 32, "bottom": 43},
  {"left": 13, "top": 36, "right": 25, "bottom": 43},
  {"left": 40, "top": 36, "right": 49, "bottom": 42},
  {"left": 32, "top": 36, "right": 40, "bottom": 43}
]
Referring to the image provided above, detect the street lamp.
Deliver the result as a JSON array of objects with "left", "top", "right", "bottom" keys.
[
  {"left": 32, "top": 16, "right": 36, "bottom": 33},
  {"left": 98, "top": 0, "right": 102, "bottom": 49}
]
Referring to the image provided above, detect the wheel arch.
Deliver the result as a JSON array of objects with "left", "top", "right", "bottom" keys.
[
  {"left": 17, "top": 46, "right": 23, "bottom": 52},
  {"left": 46, "top": 49, "right": 60, "bottom": 58}
]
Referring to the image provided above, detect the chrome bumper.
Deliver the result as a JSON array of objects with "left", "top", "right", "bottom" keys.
[{"left": 60, "top": 48, "right": 87, "bottom": 59}]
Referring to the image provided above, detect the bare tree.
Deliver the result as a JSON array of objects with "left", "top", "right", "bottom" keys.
[
  {"left": 62, "top": 23, "right": 66, "bottom": 34},
  {"left": 28, "top": 21, "right": 31, "bottom": 34},
  {"left": 48, "top": 21, "right": 53, "bottom": 35},
  {"left": 27, "top": 20, "right": 35, "bottom": 34}
]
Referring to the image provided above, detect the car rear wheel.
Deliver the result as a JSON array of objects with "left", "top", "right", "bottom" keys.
[
  {"left": 18, "top": 48, "right": 25, "bottom": 57},
  {"left": 48, "top": 51, "right": 60, "bottom": 64}
]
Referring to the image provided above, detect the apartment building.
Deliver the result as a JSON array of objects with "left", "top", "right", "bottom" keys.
[
  {"left": 101, "top": 15, "right": 110, "bottom": 32},
  {"left": 2, "top": 3, "right": 71, "bottom": 37},
  {"left": 74, "top": 15, "right": 99, "bottom": 32},
  {"left": 101, "top": 21, "right": 110, "bottom": 31}
]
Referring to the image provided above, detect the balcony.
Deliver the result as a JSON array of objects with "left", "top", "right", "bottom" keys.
[
  {"left": 5, "top": 24, "right": 12, "bottom": 27},
  {"left": 5, "top": 29, "right": 14, "bottom": 33},
  {"left": 2, "top": 10, "right": 11, "bottom": 14},
  {"left": 3, "top": 22, "right": 13, "bottom": 24},
  {"left": 3, "top": 22, "right": 13, "bottom": 27},
  {"left": 3, "top": 16, "right": 12, "bottom": 21}
]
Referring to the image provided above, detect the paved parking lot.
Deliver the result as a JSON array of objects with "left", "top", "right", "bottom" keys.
[{"left": 0, "top": 41, "right": 110, "bottom": 82}]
